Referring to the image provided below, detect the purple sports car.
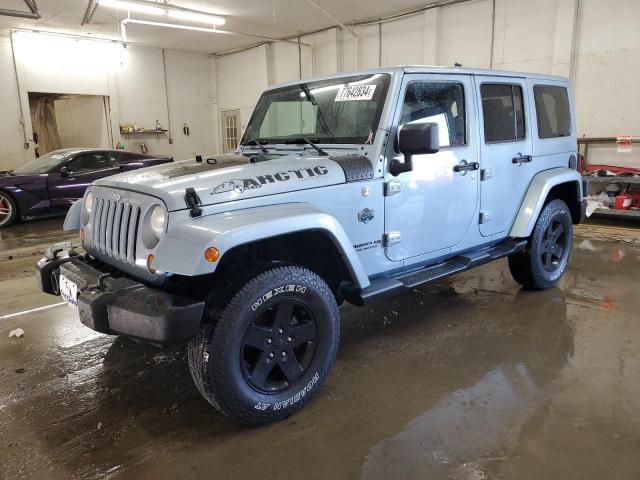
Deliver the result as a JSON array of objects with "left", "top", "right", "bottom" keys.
[{"left": 0, "top": 148, "right": 172, "bottom": 228}]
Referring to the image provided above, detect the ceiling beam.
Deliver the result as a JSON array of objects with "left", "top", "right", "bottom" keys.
[
  {"left": 81, "top": 0, "right": 99, "bottom": 25},
  {"left": 0, "top": 8, "right": 41, "bottom": 20},
  {"left": 22, "top": 0, "right": 38, "bottom": 14}
]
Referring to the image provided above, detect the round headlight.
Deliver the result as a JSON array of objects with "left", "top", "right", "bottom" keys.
[
  {"left": 84, "top": 192, "right": 93, "bottom": 214},
  {"left": 149, "top": 205, "right": 165, "bottom": 240},
  {"left": 82, "top": 192, "right": 93, "bottom": 225}
]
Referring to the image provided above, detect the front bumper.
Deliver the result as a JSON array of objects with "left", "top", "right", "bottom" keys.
[{"left": 36, "top": 243, "right": 204, "bottom": 344}]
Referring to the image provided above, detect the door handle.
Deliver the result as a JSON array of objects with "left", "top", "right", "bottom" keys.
[
  {"left": 453, "top": 160, "right": 479, "bottom": 174},
  {"left": 512, "top": 153, "right": 532, "bottom": 165}
]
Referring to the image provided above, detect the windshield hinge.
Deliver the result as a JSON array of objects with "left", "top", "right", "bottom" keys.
[
  {"left": 384, "top": 180, "right": 401, "bottom": 196},
  {"left": 184, "top": 187, "right": 202, "bottom": 217}
]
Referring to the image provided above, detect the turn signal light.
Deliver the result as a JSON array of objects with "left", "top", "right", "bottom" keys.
[
  {"left": 204, "top": 247, "right": 219, "bottom": 263},
  {"left": 147, "top": 254, "right": 156, "bottom": 274},
  {"left": 79, "top": 228, "right": 85, "bottom": 244}
]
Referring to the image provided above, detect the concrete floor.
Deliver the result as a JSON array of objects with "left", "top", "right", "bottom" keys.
[{"left": 1, "top": 219, "right": 639, "bottom": 480}]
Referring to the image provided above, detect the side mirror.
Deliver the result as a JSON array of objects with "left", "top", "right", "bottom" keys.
[
  {"left": 60, "top": 166, "right": 70, "bottom": 178},
  {"left": 390, "top": 122, "right": 440, "bottom": 176}
]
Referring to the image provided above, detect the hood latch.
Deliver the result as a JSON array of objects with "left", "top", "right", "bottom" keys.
[{"left": 184, "top": 187, "right": 203, "bottom": 217}]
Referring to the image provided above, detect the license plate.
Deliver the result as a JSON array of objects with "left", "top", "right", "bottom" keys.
[{"left": 59, "top": 274, "right": 78, "bottom": 309}]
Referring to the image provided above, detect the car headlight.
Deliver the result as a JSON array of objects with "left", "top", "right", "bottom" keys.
[
  {"left": 149, "top": 205, "right": 166, "bottom": 240},
  {"left": 82, "top": 192, "right": 93, "bottom": 225}
]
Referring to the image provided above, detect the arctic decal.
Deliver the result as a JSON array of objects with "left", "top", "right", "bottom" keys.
[
  {"left": 211, "top": 165, "right": 329, "bottom": 195},
  {"left": 335, "top": 84, "right": 376, "bottom": 101},
  {"left": 354, "top": 239, "right": 382, "bottom": 252},
  {"left": 358, "top": 208, "right": 375, "bottom": 224}
]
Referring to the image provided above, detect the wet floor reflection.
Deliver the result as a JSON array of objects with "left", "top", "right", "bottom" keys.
[{"left": 1, "top": 237, "right": 639, "bottom": 479}]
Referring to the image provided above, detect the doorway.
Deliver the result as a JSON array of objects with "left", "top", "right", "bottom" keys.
[
  {"left": 28, "top": 93, "right": 111, "bottom": 157},
  {"left": 221, "top": 109, "right": 241, "bottom": 154}
]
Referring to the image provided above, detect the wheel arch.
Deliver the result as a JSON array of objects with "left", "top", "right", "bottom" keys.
[
  {"left": 510, "top": 168, "right": 583, "bottom": 238},
  {"left": 153, "top": 203, "right": 370, "bottom": 290},
  {"left": 0, "top": 188, "right": 20, "bottom": 220},
  {"left": 213, "top": 229, "right": 358, "bottom": 299}
]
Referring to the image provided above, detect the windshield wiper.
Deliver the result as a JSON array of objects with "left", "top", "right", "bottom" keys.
[
  {"left": 284, "top": 137, "right": 329, "bottom": 156},
  {"left": 242, "top": 138, "right": 269, "bottom": 153},
  {"left": 299, "top": 84, "right": 336, "bottom": 141}
]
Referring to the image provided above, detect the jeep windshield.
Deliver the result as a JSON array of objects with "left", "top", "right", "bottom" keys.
[{"left": 242, "top": 73, "right": 391, "bottom": 146}]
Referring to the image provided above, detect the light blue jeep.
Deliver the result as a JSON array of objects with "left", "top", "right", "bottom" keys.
[{"left": 36, "top": 66, "right": 585, "bottom": 425}]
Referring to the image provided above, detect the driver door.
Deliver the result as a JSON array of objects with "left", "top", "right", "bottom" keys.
[
  {"left": 384, "top": 74, "right": 479, "bottom": 262},
  {"left": 48, "top": 151, "right": 120, "bottom": 209}
]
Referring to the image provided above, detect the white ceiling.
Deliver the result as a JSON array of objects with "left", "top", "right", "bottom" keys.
[{"left": 0, "top": 0, "right": 437, "bottom": 54}]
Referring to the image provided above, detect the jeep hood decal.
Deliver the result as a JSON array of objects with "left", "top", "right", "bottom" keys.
[{"left": 95, "top": 153, "right": 347, "bottom": 211}]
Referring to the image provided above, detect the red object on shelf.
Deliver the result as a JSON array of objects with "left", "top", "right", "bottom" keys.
[
  {"left": 583, "top": 164, "right": 640, "bottom": 176},
  {"left": 629, "top": 189, "right": 640, "bottom": 208},
  {"left": 614, "top": 194, "right": 633, "bottom": 210}
]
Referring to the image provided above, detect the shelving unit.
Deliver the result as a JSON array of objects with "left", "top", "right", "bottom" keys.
[
  {"left": 119, "top": 129, "right": 168, "bottom": 136},
  {"left": 579, "top": 137, "right": 640, "bottom": 221}
]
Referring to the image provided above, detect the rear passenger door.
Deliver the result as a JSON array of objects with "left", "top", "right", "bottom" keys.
[{"left": 476, "top": 76, "right": 533, "bottom": 237}]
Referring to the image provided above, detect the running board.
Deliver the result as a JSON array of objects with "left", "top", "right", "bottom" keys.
[{"left": 343, "top": 239, "right": 527, "bottom": 306}]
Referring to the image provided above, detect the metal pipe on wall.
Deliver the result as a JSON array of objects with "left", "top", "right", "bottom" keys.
[
  {"left": 489, "top": 0, "right": 496, "bottom": 68},
  {"left": 120, "top": 18, "right": 312, "bottom": 47},
  {"left": 569, "top": 0, "right": 582, "bottom": 89},
  {"left": 162, "top": 49, "right": 173, "bottom": 143},
  {"left": 9, "top": 32, "right": 30, "bottom": 149}
]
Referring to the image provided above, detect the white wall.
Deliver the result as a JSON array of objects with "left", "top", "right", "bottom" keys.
[
  {"left": 0, "top": 36, "right": 32, "bottom": 171},
  {"left": 215, "top": 45, "right": 270, "bottom": 135},
  {"left": 2, "top": 1, "right": 639, "bottom": 169},
  {"left": 54, "top": 96, "right": 110, "bottom": 149},
  {"left": 0, "top": 32, "right": 217, "bottom": 170},
  {"left": 213, "top": 0, "right": 640, "bottom": 166}
]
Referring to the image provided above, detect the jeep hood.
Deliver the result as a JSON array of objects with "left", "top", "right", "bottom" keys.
[{"left": 94, "top": 153, "right": 348, "bottom": 211}]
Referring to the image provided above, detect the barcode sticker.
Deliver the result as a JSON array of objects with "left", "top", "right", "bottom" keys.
[{"left": 335, "top": 84, "right": 376, "bottom": 102}]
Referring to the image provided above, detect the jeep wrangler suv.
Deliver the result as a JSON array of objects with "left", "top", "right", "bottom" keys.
[{"left": 36, "top": 66, "right": 585, "bottom": 425}]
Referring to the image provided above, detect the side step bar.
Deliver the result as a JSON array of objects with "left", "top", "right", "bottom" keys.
[{"left": 343, "top": 239, "right": 527, "bottom": 306}]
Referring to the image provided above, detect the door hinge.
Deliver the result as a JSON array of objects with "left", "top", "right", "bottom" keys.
[
  {"left": 384, "top": 180, "right": 401, "bottom": 196},
  {"left": 479, "top": 211, "right": 491, "bottom": 224},
  {"left": 481, "top": 168, "right": 493, "bottom": 181},
  {"left": 383, "top": 231, "right": 401, "bottom": 247}
]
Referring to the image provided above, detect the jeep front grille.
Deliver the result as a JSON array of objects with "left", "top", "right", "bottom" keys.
[{"left": 87, "top": 197, "right": 141, "bottom": 265}]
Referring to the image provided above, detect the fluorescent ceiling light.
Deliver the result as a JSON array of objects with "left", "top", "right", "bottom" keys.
[
  {"left": 98, "top": 0, "right": 164, "bottom": 16},
  {"left": 167, "top": 10, "right": 225, "bottom": 25},
  {"left": 98, "top": 0, "right": 225, "bottom": 26}
]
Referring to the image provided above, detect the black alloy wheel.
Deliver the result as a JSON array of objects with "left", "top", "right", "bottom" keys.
[{"left": 241, "top": 298, "right": 318, "bottom": 393}]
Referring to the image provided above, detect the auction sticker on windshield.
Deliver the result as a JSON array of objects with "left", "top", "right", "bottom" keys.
[
  {"left": 59, "top": 274, "right": 78, "bottom": 309},
  {"left": 335, "top": 84, "right": 376, "bottom": 101}
]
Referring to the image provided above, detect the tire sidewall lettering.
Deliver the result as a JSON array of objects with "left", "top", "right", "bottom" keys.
[{"left": 251, "top": 284, "right": 307, "bottom": 311}]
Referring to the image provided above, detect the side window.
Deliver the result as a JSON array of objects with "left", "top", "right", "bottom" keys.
[
  {"left": 533, "top": 85, "right": 571, "bottom": 139},
  {"left": 67, "top": 152, "right": 115, "bottom": 172},
  {"left": 480, "top": 84, "right": 525, "bottom": 143},
  {"left": 399, "top": 82, "right": 466, "bottom": 147}
]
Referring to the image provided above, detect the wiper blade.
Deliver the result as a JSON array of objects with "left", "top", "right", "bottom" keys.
[
  {"left": 299, "top": 84, "right": 336, "bottom": 141},
  {"left": 242, "top": 138, "right": 268, "bottom": 153},
  {"left": 283, "top": 137, "right": 329, "bottom": 156}
]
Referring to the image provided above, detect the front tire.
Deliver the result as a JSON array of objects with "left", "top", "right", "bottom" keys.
[
  {"left": 0, "top": 191, "right": 17, "bottom": 229},
  {"left": 188, "top": 264, "right": 339, "bottom": 425},
  {"left": 509, "top": 199, "right": 573, "bottom": 290}
]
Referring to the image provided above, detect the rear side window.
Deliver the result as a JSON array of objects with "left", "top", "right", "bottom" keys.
[
  {"left": 480, "top": 84, "right": 525, "bottom": 143},
  {"left": 533, "top": 85, "right": 571, "bottom": 138},
  {"left": 399, "top": 82, "right": 466, "bottom": 147}
]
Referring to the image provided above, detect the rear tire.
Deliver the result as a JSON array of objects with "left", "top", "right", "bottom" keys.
[
  {"left": 0, "top": 192, "right": 17, "bottom": 229},
  {"left": 509, "top": 199, "right": 573, "bottom": 290},
  {"left": 188, "top": 264, "right": 339, "bottom": 425}
]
